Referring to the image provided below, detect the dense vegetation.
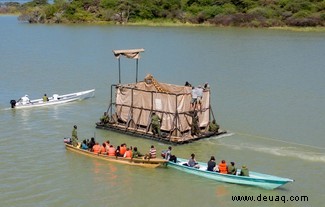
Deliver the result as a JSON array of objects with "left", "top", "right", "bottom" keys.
[{"left": 1, "top": 0, "right": 324, "bottom": 27}]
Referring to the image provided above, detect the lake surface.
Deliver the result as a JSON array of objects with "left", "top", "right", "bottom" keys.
[{"left": 1, "top": 16, "right": 324, "bottom": 207}]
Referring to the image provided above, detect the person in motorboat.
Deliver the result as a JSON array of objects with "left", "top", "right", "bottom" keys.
[
  {"left": 218, "top": 160, "right": 228, "bottom": 174},
  {"left": 21, "top": 95, "right": 30, "bottom": 105},
  {"left": 53, "top": 94, "right": 59, "bottom": 100},
  {"left": 240, "top": 165, "right": 249, "bottom": 176},
  {"left": 207, "top": 156, "right": 217, "bottom": 172},
  {"left": 184, "top": 153, "right": 200, "bottom": 168},
  {"left": 71, "top": 125, "right": 78, "bottom": 147},
  {"left": 43, "top": 94, "right": 49, "bottom": 102},
  {"left": 162, "top": 146, "right": 177, "bottom": 163},
  {"left": 228, "top": 162, "right": 237, "bottom": 175}
]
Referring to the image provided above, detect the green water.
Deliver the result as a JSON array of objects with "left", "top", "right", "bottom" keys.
[{"left": 1, "top": 16, "right": 324, "bottom": 206}]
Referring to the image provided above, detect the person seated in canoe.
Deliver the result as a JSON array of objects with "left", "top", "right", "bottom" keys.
[
  {"left": 149, "top": 145, "right": 157, "bottom": 158},
  {"left": 99, "top": 143, "right": 107, "bottom": 154},
  {"left": 123, "top": 147, "right": 132, "bottom": 158},
  {"left": 227, "top": 162, "right": 237, "bottom": 175},
  {"left": 99, "top": 112, "right": 110, "bottom": 125},
  {"left": 92, "top": 142, "right": 101, "bottom": 154},
  {"left": 239, "top": 165, "right": 249, "bottom": 176},
  {"left": 132, "top": 147, "right": 143, "bottom": 158},
  {"left": 108, "top": 145, "right": 116, "bottom": 156},
  {"left": 43, "top": 94, "right": 49, "bottom": 102},
  {"left": 144, "top": 145, "right": 157, "bottom": 159},
  {"left": 207, "top": 156, "right": 217, "bottom": 172},
  {"left": 184, "top": 153, "right": 200, "bottom": 168},
  {"left": 88, "top": 137, "right": 96, "bottom": 150},
  {"left": 115, "top": 146, "right": 121, "bottom": 157},
  {"left": 151, "top": 112, "right": 161, "bottom": 137},
  {"left": 218, "top": 160, "right": 228, "bottom": 174},
  {"left": 119, "top": 143, "right": 127, "bottom": 157},
  {"left": 80, "top": 140, "right": 89, "bottom": 150}
]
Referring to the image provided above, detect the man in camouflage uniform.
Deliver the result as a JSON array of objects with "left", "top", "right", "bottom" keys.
[
  {"left": 71, "top": 125, "right": 78, "bottom": 147},
  {"left": 151, "top": 112, "right": 161, "bottom": 137}
]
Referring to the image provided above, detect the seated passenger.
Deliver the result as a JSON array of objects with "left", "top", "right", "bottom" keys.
[
  {"left": 185, "top": 153, "right": 200, "bottom": 168},
  {"left": 115, "top": 146, "right": 120, "bottom": 157},
  {"left": 207, "top": 156, "right": 216, "bottom": 172},
  {"left": 99, "top": 143, "right": 107, "bottom": 154},
  {"left": 149, "top": 145, "right": 157, "bottom": 158},
  {"left": 218, "top": 160, "right": 228, "bottom": 174},
  {"left": 132, "top": 147, "right": 142, "bottom": 158},
  {"left": 108, "top": 145, "right": 116, "bottom": 156},
  {"left": 105, "top": 140, "right": 110, "bottom": 151},
  {"left": 227, "top": 162, "right": 237, "bottom": 175},
  {"left": 88, "top": 137, "right": 96, "bottom": 150},
  {"left": 92, "top": 142, "right": 101, "bottom": 154},
  {"left": 119, "top": 143, "right": 127, "bottom": 156},
  {"left": 239, "top": 165, "right": 249, "bottom": 176},
  {"left": 80, "top": 140, "right": 89, "bottom": 150},
  {"left": 124, "top": 148, "right": 132, "bottom": 158}
]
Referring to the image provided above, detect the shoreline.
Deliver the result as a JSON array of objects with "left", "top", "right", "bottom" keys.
[{"left": 1, "top": 13, "right": 324, "bottom": 32}]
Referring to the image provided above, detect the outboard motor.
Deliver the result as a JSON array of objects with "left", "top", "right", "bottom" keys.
[{"left": 10, "top": 100, "right": 16, "bottom": 108}]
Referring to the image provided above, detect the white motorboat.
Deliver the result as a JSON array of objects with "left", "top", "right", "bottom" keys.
[{"left": 10, "top": 89, "right": 95, "bottom": 109}]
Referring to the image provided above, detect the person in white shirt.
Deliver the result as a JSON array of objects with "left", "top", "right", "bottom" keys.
[
  {"left": 21, "top": 95, "right": 30, "bottom": 105},
  {"left": 196, "top": 85, "right": 203, "bottom": 111}
]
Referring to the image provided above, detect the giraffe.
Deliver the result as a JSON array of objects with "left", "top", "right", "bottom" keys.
[{"left": 144, "top": 74, "right": 170, "bottom": 93}]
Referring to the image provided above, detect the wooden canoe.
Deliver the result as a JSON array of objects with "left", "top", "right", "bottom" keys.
[{"left": 65, "top": 143, "right": 167, "bottom": 168}]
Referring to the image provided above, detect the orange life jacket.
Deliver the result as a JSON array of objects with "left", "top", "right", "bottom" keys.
[
  {"left": 93, "top": 144, "right": 101, "bottom": 154},
  {"left": 124, "top": 150, "right": 132, "bottom": 158},
  {"left": 108, "top": 147, "right": 116, "bottom": 156},
  {"left": 219, "top": 162, "right": 228, "bottom": 174},
  {"left": 100, "top": 146, "right": 106, "bottom": 153},
  {"left": 120, "top": 146, "right": 127, "bottom": 156}
]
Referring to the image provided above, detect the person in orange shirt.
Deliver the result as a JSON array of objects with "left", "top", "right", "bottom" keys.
[
  {"left": 123, "top": 148, "right": 132, "bottom": 158},
  {"left": 218, "top": 160, "right": 228, "bottom": 174},
  {"left": 99, "top": 143, "right": 107, "bottom": 154},
  {"left": 92, "top": 142, "right": 101, "bottom": 154},
  {"left": 119, "top": 143, "right": 127, "bottom": 157},
  {"left": 105, "top": 140, "right": 110, "bottom": 151},
  {"left": 108, "top": 145, "right": 116, "bottom": 156}
]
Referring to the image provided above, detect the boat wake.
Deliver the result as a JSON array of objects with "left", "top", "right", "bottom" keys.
[
  {"left": 220, "top": 142, "right": 325, "bottom": 163},
  {"left": 207, "top": 132, "right": 235, "bottom": 140}
]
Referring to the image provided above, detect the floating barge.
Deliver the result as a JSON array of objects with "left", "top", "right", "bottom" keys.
[{"left": 96, "top": 49, "right": 226, "bottom": 144}]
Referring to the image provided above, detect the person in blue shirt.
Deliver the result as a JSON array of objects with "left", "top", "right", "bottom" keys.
[{"left": 80, "top": 140, "right": 89, "bottom": 150}]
